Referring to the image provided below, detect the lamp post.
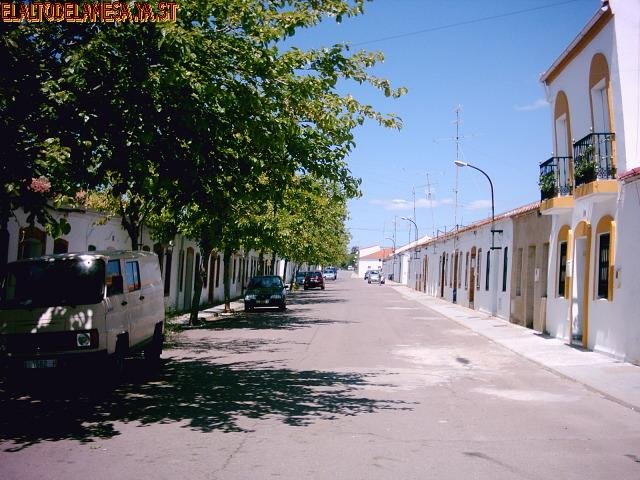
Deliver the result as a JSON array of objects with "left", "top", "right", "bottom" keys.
[
  {"left": 385, "top": 236, "right": 396, "bottom": 282},
  {"left": 455, "top": 160, "right": 501, "bottom": 316},
  {"left": 400, "top": 216, "right": 419, "bottom": 255},
  {"left": 453, "top": 160, "right": 501, "bottom": 249}
]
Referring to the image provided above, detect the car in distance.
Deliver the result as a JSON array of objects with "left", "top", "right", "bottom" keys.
[
  {"left": 322, "top": 268, "right": 336, "bottom": 281},
  {"left": 347, "top": 265, "right": 354, "bottom": 271},
  {"left": 294, "top": 271, "right": 307, "bottom": 286},
  {"left": 368, "top": 270, "right": 382, "bottom": 284},
  {"left": 304, "top": 271, "right": 325, "bottom": 290},
  {"left": 244, "top": 275, "right": 286, "bottom": 311},
  {"left": 364, "top": 269, "right": 372, "bottom": 281}
]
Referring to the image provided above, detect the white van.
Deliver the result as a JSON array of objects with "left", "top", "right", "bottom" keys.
[{"left": 0, "top": 250, "right": 165, "bottom": 378}]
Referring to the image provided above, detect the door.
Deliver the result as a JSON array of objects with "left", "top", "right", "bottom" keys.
[
  {"left": 525, "top": 246, "right": 536, "bottom": 328},
  {"left": 571, "top": 237, "right": 588, "bottom": 345},
  {"left": 183, "top": 247, "right": 194, "bottom": 310},
  {"left": 468, "top": 248, "right": 476, "bottom": 307}
]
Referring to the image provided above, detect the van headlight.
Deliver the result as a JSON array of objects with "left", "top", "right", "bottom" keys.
[
  {"left": 245, "top": 294, "right": 256, "bottom": 300},
  {"left": 76, "top": 332, "right": 91, "bottom": 348},
  {"left": 270, "top": 294, "right": 282, "bottom": 299}
]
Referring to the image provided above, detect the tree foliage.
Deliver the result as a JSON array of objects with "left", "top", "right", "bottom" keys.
[{"left": 0, "top": 0, "right": 406, "bottom": 315}]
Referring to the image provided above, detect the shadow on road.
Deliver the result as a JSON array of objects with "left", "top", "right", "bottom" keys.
[
  {"left": 0, "top": 358, "right": 411, "bottom": 451},
  {"left": 197, "top": 310, "right": 353, "bottom": 331}
]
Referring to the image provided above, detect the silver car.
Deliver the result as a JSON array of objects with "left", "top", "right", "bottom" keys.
[{"left": 368, "top": 270, "right": 382, "bottom": 284}]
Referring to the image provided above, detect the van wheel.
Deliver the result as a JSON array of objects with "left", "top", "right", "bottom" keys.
[
  {"left": 108, "top": 334, "right": 128, "bottom": 384},
  {"left": 145, "top": 323, "right": 163, "bottom": 365}
]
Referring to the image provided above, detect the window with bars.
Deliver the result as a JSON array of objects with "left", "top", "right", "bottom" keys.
[
  {"left": 597, "top": 233, "right": 610, "bottom": 299},
  {"left": 502, "top": 247, "right": 508, "bottom": 292},
  {"left": 485, "top": 250, "right": 491, "bottom": 291},
  {"left": 558, "top": 242, "right": 567, "bottom": 297}
]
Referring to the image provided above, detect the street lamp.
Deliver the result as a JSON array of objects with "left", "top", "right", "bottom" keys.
[
  {"left": 400, "top": 216, "right": 419, "bottom": 259},
  {"left": 454, "top": 160, "right": 501, "bottom": 249},
  {"left": 385, "top": 236, "right": 396, "bottom": 252}
]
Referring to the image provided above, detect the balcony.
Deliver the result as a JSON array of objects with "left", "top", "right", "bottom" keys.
[
  {"left": 572, "top": 133, "right": 618, "bottom": 199},
  {"left": 539, "top": 156, "right": 574, "bottom": 214}
]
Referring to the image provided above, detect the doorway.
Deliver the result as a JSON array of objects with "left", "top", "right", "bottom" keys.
[
  {"left": 184, "top": 247, "right": 194, "bottom": 310},
  {"left": 525, "top": 246, "right": 536, "bottom": 329},
  {"left": 571, "top": 235, "right": 589, "bottom": 346}
]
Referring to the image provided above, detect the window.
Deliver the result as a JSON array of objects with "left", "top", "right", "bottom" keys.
[
  {"left": 164, "top": 251, "right": 172, "bottom": 297},
  {"left": 557, "top": 242, "right": 567, "bottom": 298},
  {"left": 18, "top": 226, "right": 46, "bottom": 259},
  {"left": 195, "top": 253, "right": 201, "bottom": 287},
  {"left": 233, "top": 259, "right": 237, "bottom": 284},
  {"left": 476, "top": 249, "right": 482, "bottom": 290},
  {"left": 215, "top": 256, "right": 221, "bottom": 288},
  {"left": 107, "top": 259, "right": 123, "bottom": 296},
  {"left": 125, "top": 261, "right": 141, "bottom": 292},
  {"left": 464, "top": 252, "right": 469, "bottom": 289},
  {"left": 53, "top": 238, "right": 68, "bottom": 254},
  {"left": 178, "top": 250, "right": 184, "bottom": 292},
  {"left": 88, "top": 244, "right": 96, "bottom": 251},
  {"left": 485, "top": 250, "right": 491, "bottom": 291},
  {"left": 502, "top": 247, "right": 508, "bottom": 292},
  {"left": 458, "top": 252, "right": 462, "bottom": 288},
  {"left": 597, "top": 233, "right": 610, "bottom": 299},
  {"left": 153, "top": 243, "right": 164, "bottom": 275}
]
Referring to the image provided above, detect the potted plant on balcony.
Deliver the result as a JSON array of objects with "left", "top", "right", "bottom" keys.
[
  {"left": 538, "top": 171, "right": 557, "bottom": 199},
  {"left": 574, "top": 145, "right": 596, "bottom": 185}
]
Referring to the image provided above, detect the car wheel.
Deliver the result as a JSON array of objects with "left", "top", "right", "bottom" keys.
[
  {"left": 304, "top": 286, "right": 308, "bottom": 290},
  {"left": 321, "top": 285, "right": 325, "bottom": 290},
  {"left": 279, "top": 303, "right": 286, "bottom": 311}
]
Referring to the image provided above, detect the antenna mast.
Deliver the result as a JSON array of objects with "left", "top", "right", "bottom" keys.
[{"left": 453, "top": 105, "right": 462, "bottom": 231}]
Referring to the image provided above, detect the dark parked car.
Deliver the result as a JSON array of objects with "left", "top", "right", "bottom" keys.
[
  {"left": 304, "top": 271, "right": 325, "bottom": 290},
  {"left": 244, "top": 275, "right": 286, "bottom": 311}
]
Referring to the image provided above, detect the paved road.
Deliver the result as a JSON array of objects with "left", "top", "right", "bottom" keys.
[{"left": 1, "top": 274, "right": 640, "bottom": 479}]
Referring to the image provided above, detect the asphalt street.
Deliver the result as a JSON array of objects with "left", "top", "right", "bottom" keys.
[{"left": 1, "top": 273, "right": 639, "bottom": 479}]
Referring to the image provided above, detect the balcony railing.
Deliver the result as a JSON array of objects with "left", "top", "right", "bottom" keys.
[
  {"left": 539, "top": 157, "right": 573, "bottom": 201},
  {"left": 572, "top": 133, "right": 616, "bottom": 187}
]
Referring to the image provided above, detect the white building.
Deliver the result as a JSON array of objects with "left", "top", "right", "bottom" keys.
[
  {"left": 538, "top": 0, "right": 640, "bottom": 363},
  {"left": 6, "top": 207, "right": 299, "bottom": 312},
  {"left": 356, "top": 245, "right": 392, "bottom": 278}
]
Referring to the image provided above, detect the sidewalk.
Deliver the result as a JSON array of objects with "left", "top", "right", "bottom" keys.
[
  {"left": 390, "top": 282, "right": 640, "bottom": 412},
  {"left": 169, "top": 299, "right": 245, "bottom": 326}
]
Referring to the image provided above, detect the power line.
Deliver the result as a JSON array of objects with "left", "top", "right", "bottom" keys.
[{"left": 352, "top": 0, "right": 588, "bottom": 47}]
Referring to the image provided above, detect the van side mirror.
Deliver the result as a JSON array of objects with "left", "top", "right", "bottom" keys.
[{"left": 108, "top": 275, "right": 124, "bottom": 296}]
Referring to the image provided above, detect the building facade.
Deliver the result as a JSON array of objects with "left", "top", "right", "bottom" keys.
[{"left": 538, "top": 0, "right": 640, "bottom": 363}]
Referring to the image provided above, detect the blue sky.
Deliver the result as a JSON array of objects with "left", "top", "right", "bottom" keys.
[{"left": 290, "top": 0, "right": 601, "bottom": 249}]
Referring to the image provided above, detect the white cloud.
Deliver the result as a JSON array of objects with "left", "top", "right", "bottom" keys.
[
  {"left": 514, "top": 99, "right": 549, "bottom": 112},
  {"left": 371, "top": 197, "right": 454, "bottom": 211},
  {"left": 465, "top": 199, "right": 492, "bottom": 211}
]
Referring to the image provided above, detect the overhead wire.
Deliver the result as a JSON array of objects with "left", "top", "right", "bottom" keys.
[{"left": 352, "top": 0, "right": 589, "bottom": 47}]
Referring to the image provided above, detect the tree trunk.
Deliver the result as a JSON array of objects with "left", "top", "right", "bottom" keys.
[
  {"left": 119, "top": 202, "right": 141, "bottom": 250},
  {"left": 282, "top": 259, "right": 288, "bottom": 281},
  {"left": 223, "top": 246, "right": 232, "bottom": 312},
  {"left": 271, "top": 251, "right": 277, "bottom": 275},
  {"left": 189, "top": 237, "right": 213, "bottom": 325}
]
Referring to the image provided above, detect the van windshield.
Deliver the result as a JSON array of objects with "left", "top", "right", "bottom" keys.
[{"left": 0, "top": 257, "right": 106, "bottom": 308}]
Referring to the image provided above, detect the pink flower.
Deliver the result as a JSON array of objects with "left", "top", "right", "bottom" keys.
[
  {"left": 29, "top": 176, "right": 51, "bottom": 194},
  {"left": 75, "top": 190, "right": 87, "bottom": 201}
]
